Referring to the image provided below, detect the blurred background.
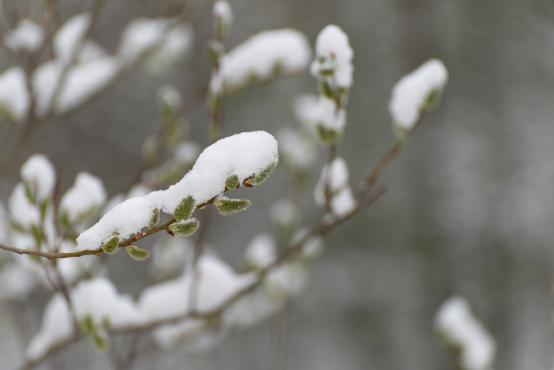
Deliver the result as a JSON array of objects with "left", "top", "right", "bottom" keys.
[{"left": 0, "top": 0, "right": 553, "bottom": 369}]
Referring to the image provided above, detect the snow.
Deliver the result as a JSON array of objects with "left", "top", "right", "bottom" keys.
[
  {"left": 269, "top": 199, "right": 300, "bottom": 227},
  {"left": 292, "top": 228, "right": 323, "bottom": 259},
  {"left": 277, "top": 128, "right": 317, "bottom": 170},
  {"left": 118, "top": 18, "right": 193, "bottom": 73},
  {"left": 158, "top": 84, "right": 182, "bottom": 110},
  {"left": 151, "top": 237, "right": 194, "bottom": 279},
  {"left": 244, "top": 234, "right": 276, "bottom": 269},
  {"left": 8, "top": 184, "right": 41, "bottom": 228},
  {"left": 311, "top": 25, "right": 354, "bottom": 88},
  {"left": 174, "top": 142, "right": 200, "bottom": 163},
  {"left": 4, "top": 19, "right": 44, "bottom": 52},
  {"left": 435, "top": 296, "right": 496, "bottom": 370},
  {"left": 213, "top": 1, "right": 233, "bottom": 29},
  {"left": 314, "top": 157, "right": 349, "bottom": 204},
  {"left": 389, "top": 59, "right": 448, "bottom": 131},
  {"left": 139, "top": 254, "right": 253, "bottom": 348},
  {"left": 27, "top": 277, "right": 143, "bottom": 361},
  {"left": 60, "top": 172, "right": 106, "bottom": 225},
  {"left": 77, "top": 131, "right": 278, "bottom": 249},
  {"left": 293, "top": 94, "right": 346, "bottom": 137},
  {"left": 0, "top": 67, "right": 29, "bottom": 122},
  {"left": 213, "top": 29, "right": 310, "bottom": 94},
  {"left": 224, "top": 289, "right": 283, "bottom": 328},
  {"left": 33, "top": 57, "right": 120, "bottom": 116},
  {"left": 266, "top": 263, "right": 307, "bottom": 297},
  {"left": 54, "top": 13, "right": 91, "bottom": 62},
  {"left": 314, "top": 157, "right": 356, "bottom": 217},
  {"left": 20, "top": 154, "right": 56, "bottom": 202}
]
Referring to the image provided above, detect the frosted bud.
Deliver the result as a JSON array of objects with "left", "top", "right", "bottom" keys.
[
  {"left": 245, "top": 234, "right": 276, "bottom": 269},
  {"left": 213, "top": 0, "right": 233, "bottom": 38},
  {"left": 168, "top": 218, "right": 199, "bottom": 237},
  {"left": 127, "top": 245, "right": 150, "bottom": 261},
  {"left": 173, "top": 195, "right": 196, "bottom": 221},
  {"left": 389, "top": 59, "right": 448, "bottom": 135},
  {"left": 101, "top": 236, "right": 119, "bottom": 254},
  {"left": 158, "top": 84, "right": 182, "bottom": 115},
  {"left": 20, "top": 154, "right": 56, "bottom": 202},
  {"left": 214, "top": 197, "right": 251, "bottom": 216},
  {"left": 310, "top": 25, "right": 353, "bottom": 90}
]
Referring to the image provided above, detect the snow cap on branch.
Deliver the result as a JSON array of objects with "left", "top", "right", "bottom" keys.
[
  {"left": 4, "top": 19, "right": 44, "bottom": 52},
  {"left": 20, "top": 154, "right": 56, "bottom": 202},
  {"left": 27, "top": 277, "right": 143, "bottom": 360},
  {"left": 314, "top": 157, "right": 356, "bottom": 217},
  {"left": 118, "top": 18, "right": 193, "bottom": 74},
  {"left": 389, "top": 59, "right": 448, "bottom": 133},
  {"left": 213, "top": 0, "right": 233, "bottom": 35},
  {"left": 435, "top": 296, "right": 496, "bottom": 370},
  {"left": 311, "top": 25, "right": 353, "bottom": 89},
  {"left": 244, "top": 233, "right": 277, "bottom": 269},
  {"left": 0, "top": 67, "right": 29, "bottom": 122},
  {"left": 54, "top": 13, "right": 91, "bottom": 62},
  {"left": 212, "top": 29, "right": 311, "bottom": 94},
  {"left": 60, "top": 172, "right": 106, "bottom": 225},
  {"left": 76, "top": 131, "right": 278, "bottom": 250}
]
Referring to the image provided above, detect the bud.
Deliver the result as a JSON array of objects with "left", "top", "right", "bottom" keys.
[
  {"left": 149, "top": 208, "right": 160, "bottom": 228},
  {"left": 101, "top": 236, "right": 119, "bottom": 254},
  {"left": 174, "top": 195, "right": 196, "bottom": 221},
  {"left": 168, "top": 218, "right": 199, "bottom": 236},
  {"left": 225, "top": 175, "right": 240, "bottom": 190},
  {"left": 127, "top": 245, "right": 150, "bottom": 261},
  {"left": 252, "top": 162, "right": 277, "bottom": 186},
  {"left": 214, "top": 197, "right": 251, "bottom": 216}
]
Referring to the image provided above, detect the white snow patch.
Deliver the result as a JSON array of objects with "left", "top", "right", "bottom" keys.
[
  {"left": 5, "top": 19, "right": 44, "bottom": 52},
  {"left": 310, "top": 25, "right": 353, "bottom": 88},
  {"left": 77, "top": 131, "right": 278, "bottom": 249},
  {"left": 435, "top": 296, "right": 496, "bottom": 370},
  {"left": 213, "top": 29, "right": 310, "bottom": 94},
  {"left": 389, "top": 59, "right": 448, "bottom": 131}
]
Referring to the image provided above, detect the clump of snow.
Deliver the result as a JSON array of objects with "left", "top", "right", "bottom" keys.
[
  {"left": 77, "top": 131, "right": 278, "bottom": 249},
  {"left": 158, "top": 84, "right": 182, "bottom": 111},
  {"left": 33, "top": 57, "right": 120, "bottom": 116},
  {"left": 21, "top": 154, "right": 56, "bottom": 202},
  {"left": 213, "top": 29, "right": 310, "bottom": 94},
  {"left": 0, "top": 67, "right": 29, "bottom": 122},
  {"left": 292, "top": 228, "right": 324, "bottom": 259},
  {"left": 139, "top": 254, "right": 253, "bottom": 348},
  {"left": 118, "top": 18, "right": 193, "bottom": 73},
  {"left": 277, "top": 128, "right": 317, "bottom": 170},
  {"left": 174, "top": 142, "right": 200, "bottom": 163},
  {"left": 389, "top": 59, "right": 448, "bottom": 131},
  {"left": 5, "top": 19, "right": 44, "bottom": 52},
  {"left": 60, "top": 172, "right": 106, "bottom": 225},
  {"left": 213, "top": 1, "right": 233, "bottom": 30},
  {"left": 244, "top": 234, "right": 276, "bottom": 269},
  {"left": 150, "top": 237, "right": 194, "bottom": 280},
  {"left": 27, "top": 277, "right": 143, "bottom": 360},
  {"left": 310, "top": 25, "right": 353, "bottom": 89},
  {"left": 8, "top": 183, "right": 41, "bottom": 228},
  {"left": 54, "top": 13, "right": 91, "bottom": 62},
  {"left": 435, "top": 296, "right": 496, "bottom": 370},
  {"left": 266, "top": 263, "right": 307, "bottom": 298},
  {"left": 269, "top": 199, "right": 300, "bottom": 228},
  {"left": 314, "top": 157, "right": 356, "bottom": 217},
  {"left": 293, "top": 94, "right": 347, "bottom": 139}
]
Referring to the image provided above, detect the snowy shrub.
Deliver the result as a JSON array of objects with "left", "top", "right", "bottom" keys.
[{"left": 0, "top": 2, "right": 460, "bottom": 369}]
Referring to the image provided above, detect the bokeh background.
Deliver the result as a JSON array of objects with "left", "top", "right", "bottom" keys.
[{"left": 1, "top": 0, "right": 553, "bottom": 369}]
